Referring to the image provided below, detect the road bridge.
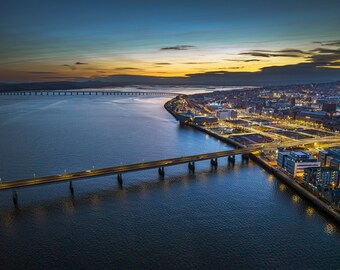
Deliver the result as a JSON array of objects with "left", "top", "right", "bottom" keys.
[
  {"left": 1, "top": 136, "right": 339, "bottom": 207},
  {"left": 0, "top": 90, "right": 180, "bottom": 96}
]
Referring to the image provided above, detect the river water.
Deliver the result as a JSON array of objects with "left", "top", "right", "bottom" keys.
[{"left": 0, "top": 90, "right": 339, "bottom": 269}]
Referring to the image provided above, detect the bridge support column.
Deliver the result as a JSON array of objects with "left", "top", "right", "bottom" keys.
[
  {"left": 241, "top": 153, "right": 250, "bottom": 162},
  {"left": 228, "top": 155, "right": 235, "bottom": 163},
  {"left": 158, "top": 167, "right": 165, "bottom": 177},
  {"left": 117, "top": 174, "right": 123, "bottom": 185},
  {"left": 69, "top": 181, "right": 74, "bottom": 195},
  {"left": 188, "top": 162, "right": 195, "bottom": 172},
  {"left": 210, "top": 158, "right": 218, "bottom": 168},
  {"left": 12, "top": 190, "right": 18, "bottom": 208}
]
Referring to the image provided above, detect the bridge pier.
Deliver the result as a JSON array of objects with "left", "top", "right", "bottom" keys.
[
  {"left": 12, "top": 190, "right": 18, "bottom": 208},
  {"left": 69, "top": 181, "right": 74, "bottom": 195},
  {"left": 158, "top": 167, "right": 165, "bottom": 176},
  {"left": 117, "top": 173, "right": 123, "bottom": 185},
  {"left": 228, "top": 155, "right": 235, "bottom": 163},
  {"left": 210, "top": 158, "right": 218, "bottom": 168},
  {"left": 188, "top": 162, "right": 195, "bottom": 172},
  {"left": 241, "top": 153, "right": 250, "bottom": 162}
]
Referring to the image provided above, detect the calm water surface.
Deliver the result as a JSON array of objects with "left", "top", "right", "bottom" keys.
[{"left": 0, "top": 92, "right": 339, "bottom": 269}]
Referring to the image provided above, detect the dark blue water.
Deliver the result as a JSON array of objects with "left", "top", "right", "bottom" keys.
[{"left": 0, "top": 93, "right": 339, "bottom": 269}]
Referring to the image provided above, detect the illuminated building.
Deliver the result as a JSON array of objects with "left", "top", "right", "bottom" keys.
[
  {"left": 303, "top": 167, "right": 340, "bottom": 193},
  {"left": 216, "top": 109, "right": 237, "bottom": 120},
  {"left": 278, "top": 151, "right": 320, "bottom": 177}
]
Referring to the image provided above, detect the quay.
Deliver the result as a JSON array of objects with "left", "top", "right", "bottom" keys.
[{"left": 251, "top": 153, "right": 340, "bottom": 224}]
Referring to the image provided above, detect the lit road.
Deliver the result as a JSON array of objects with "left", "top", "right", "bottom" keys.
[
  {"left": 0, "top": 147, "right": 261, "bottom": 191},
  {"left": 1, "top": 136, "right": 339, "bottom": 191}
]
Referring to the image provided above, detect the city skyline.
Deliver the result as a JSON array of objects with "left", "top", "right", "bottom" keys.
[{"left": 1, "top": 0, "right": 339, "bottom": 83}]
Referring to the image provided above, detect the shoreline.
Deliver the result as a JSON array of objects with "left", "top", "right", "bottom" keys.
[{"left": 164, "top": 100, "right": 340, "bottom": 225}]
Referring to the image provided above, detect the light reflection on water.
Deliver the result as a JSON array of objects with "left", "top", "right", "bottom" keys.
[{"left": 325, "top": 223, "right": 336, "bottom": 235}]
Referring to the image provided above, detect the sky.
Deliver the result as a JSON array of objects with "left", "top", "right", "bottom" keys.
[{"left": 0, "top": 0, "right": 339, "bottom": 83}]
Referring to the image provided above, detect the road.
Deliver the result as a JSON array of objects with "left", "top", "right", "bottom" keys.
[{"left": 1, "top": 136, "right": 339, "bottom": 191}]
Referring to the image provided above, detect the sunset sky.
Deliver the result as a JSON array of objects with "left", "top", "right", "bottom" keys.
[{"left": 0, "top": 0, "right": 339, "bottom": 83}]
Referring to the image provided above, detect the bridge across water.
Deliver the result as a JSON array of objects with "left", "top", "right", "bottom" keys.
[
  {"left": 1, "top": 146, "right": 259, "bottom": 192},
  {"left": 1, "top": 129, "right": 339, "bottom": 206},
  {"left": 0, "top": 90, "right": 180, "bottom": 96}
]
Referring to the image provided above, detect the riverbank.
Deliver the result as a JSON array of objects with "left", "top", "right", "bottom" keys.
[{"left": 164, "top": 100, "right": 340, "bottom": 225}]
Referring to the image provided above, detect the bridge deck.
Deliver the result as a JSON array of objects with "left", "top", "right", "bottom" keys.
[
  {"left": 0, "top": 147, "right": 260, "bottom": 191},
  {"left": 0, "top": 90, "right": 180, "bottom": 96},
  {"left": 1, "top": 134, "right": 339, "bottom": 191}
]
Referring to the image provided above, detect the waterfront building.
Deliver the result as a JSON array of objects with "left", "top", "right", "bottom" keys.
[
  {"left": 278, "top": 151, "right": 320, "bottom": 177},
  {"left": 193, "top": 116, "right": 218, "bottom": 125},
  {"left": 318, "top": 148, "right": 340, "bottom": 169},
  {"left": 277, "top": 151, "right": 289, "bottom": 168},
  {"left": 303, "top": 167, "right": 340, "bottom": 193},
  {"left": 216, "top": 109, "right": 237, "bottom": 120}
]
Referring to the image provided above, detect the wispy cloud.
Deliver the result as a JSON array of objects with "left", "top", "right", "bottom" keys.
[
  {"left": 244, "top": 59, "right": 260, "bottom": 62},
  {"left": 240, "top": 47, "right": 339, "bottom": 67},
  {"left": 27, "top": 71, "right": 58, "bottom": 74},
  {"left": 240, "top": 49, "right": 308, "bottom": 58},
  {"left": 307, "top": 47, "right": 340, "bottom": 65},
  {"left": 75, "top": 62, "right": 88, "bottom": 65},
  {"left": 183, "top": 62, "right": 216, "bottom": 64},
  {"left": 63, "top": 64, "right": 76, "bottom": 70},
  {"left": 113, "top": 67, "right": 141, "bottom": 71},
  {"left": 160, "top": 45, "right": 195, "bottom": 51},
  {"left": 154, "top": 62, "right": 172, "bottom": 65},
  {"left": 224, "top": 59, "right": 260, "bottom": 62},
  {"left": 313, "top": 40, "right": 340, "bottom": 47}
]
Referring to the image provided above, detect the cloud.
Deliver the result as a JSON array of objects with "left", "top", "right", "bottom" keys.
[
  {"left": 154, "top": 62, "right": 172, "bottom": 65},
  {"left": 314, "top": 40, "right": 340, "bottom": 47},
  {"left": 307, "top": 48, "right": 340, "bottom": 65},
  {"left": 183, "top": 62, "right": 216, "bottom": 64},
  {"left": 3, "top": 61, "right": 340, "bottom": 87},
  {"left": 27, "top": 71, "right": 58, "bottom": 74},
  {"left": 228, "top": 66, "right": 244, "bottom": 69},
  {"left": 75, "top": 62, "right": 88, "bottom": 65},
  {"left": 182, "top": 62, "right": 340, "bottom": 85},
  {"left": 113, "top": 67, "right": 141, "bottom": 71},
  {"left": 239, "top": 46, "right": 339, "bottom": 67},
  {"left": 63, "top": 64, "right": 76, "bottom": 70},
  {"left": 240, "top": 49, "right": 308, "bottom": 58},
  {"left": 160, "top": 45, "right": 195, "bottom": 51},
  {"left": 225, "top": 59, "right": 261, "bottom": 62},
  {"left": 244, "top": 59, "right": 260, "bottom": 62}
]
